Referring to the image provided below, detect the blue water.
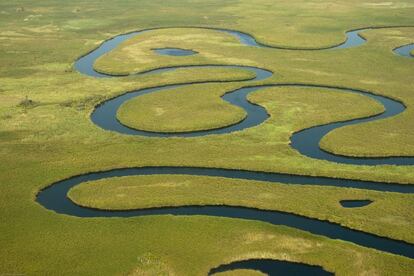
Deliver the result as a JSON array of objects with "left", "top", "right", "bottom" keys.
[
  {"left": 209, "top": 259, "right": 333, "bottom": 275},
  {"left": 36, "top": 26, "right": 414, "bottom": 273},
  {"left": 36, "top": 166, "right": 414, "bottom": 259},
  {"left": 90, "top": 66, "right": 271, "bottom": 137},
  {"left": 153, "top": 48, "right": 197, "bottom": 56},
  {"left": 394, "top": 43, "right": 414, "bottom": 58},
  {"left": 76, "top": 26, "right": 414, "bottom": 165},
  {"left": 340, "top": 200, "right": 373, "bottom": 208},
  {"left": 334, "top": 30, "right": 366, "bottom": 49}
]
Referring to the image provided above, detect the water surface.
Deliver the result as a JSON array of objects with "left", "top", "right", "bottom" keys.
[
  {"left": 340, "top": 200, "right": 373, "bottom": 208},
  {"left": 36, "top": 27, "right": 414, "bottom": 270},
  {"left": 153, "top": 48, "right": 197, "bottom": 56},
  {"left": 209, "top": 259, "right": 333, "bottom": 275}
]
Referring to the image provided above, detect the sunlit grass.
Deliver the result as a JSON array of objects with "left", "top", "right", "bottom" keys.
[
  {"left": 69, "top": 174, "right": 414, "bottom": 243},
  {"left": 1, "top": 0, "right": 414, "bottom": 275}
]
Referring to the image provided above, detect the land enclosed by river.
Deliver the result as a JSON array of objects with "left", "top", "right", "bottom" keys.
[{"left": 1, "top": 0, "right": 414, "bottom": 275}]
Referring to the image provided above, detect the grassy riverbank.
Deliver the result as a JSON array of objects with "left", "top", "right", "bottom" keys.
[
  {"left": 1, "top": 0, "right": 414, "bottom": 275},
  {"left": 117, "top": 82, "right": 250, "bottom": 133},
  {"left": 68, "top": 174, "right": 414, "bottom": 243},
  {"left": 97, "top": 26, "right": 414, "bottom": 157}
]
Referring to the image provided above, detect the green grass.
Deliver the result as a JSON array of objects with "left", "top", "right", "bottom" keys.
[
  {"left": 96, "top": 26, "right": 414, "bottom": 157},
  {"left": 68, "top": 174, "right": 414, "bottom": 243},
  {"left": 319, "top": 28, "right": 414, "bottom": 157},
  {"left": 117, "top": 79, "right": 251, "bottom": 133},
  {"left": 1, "top": 0, "right": 414, "bottom": 275}
]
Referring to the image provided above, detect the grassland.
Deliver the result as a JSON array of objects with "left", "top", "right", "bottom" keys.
[
  {"left": 68, "top": 174, "right": 414, "bottom": 243},
  {"left": 319, "top": 28, "right": 414, "bottom": 157},
  {"left": 96, "top": 26, "right": 414, "bottom": 157},
  {"left": 117, "top": 82, "right": 250, "bottom": 133},
  {"left": 1, "top": 0, "right": 414, "bottom": 275},
  {"left": 116, "top": 83, "right": 383, "bottom": 134}
]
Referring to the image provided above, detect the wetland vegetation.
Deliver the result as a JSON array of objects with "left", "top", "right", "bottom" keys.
[{"left": 1, "top": 0, "right": 413, "bottom": 275}]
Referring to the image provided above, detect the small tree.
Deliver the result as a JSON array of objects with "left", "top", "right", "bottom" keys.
[{"left": 18, "top": 96, "right": 34, "bottom": 108}]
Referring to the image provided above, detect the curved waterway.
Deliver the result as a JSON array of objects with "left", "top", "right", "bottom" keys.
[
  {"left": 80, "top": 26, "right": 414, "bottom": 165},
  {"left": 37, "top": 26, "right": 414, "bottom": 273},
  {"left": 36, "top": 166, "right": 414, "bottom": 259},
  {"left": 153, "top": 47, "right": 198, "bottom": 56},
  {"left": 75, "top": 26, "right": 413, "bottom": 77},
  {"left": 208, "top": 258, "right": 333, "bottom": 275},
  {"left": 394, "top": 43, "right": 414, "bottom": 58},
  {"left": 340, "top": 200, "right": 373, "bottom": 208}
]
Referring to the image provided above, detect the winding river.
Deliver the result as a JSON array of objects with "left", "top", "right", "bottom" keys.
[
  {"left": 394, "top": 43, "right": 414, "bottom": 58},
  {"left": 208, "top": 259, "right": 333, "bottom": 275},
  {"left": 39, "top": 26, "right": 414, "bottom": 274},
  {"left": 77, "top": 26, "right": 414, "bottom": 164}
]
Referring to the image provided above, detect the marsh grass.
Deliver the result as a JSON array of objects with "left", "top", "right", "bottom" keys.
[
  {"left": 68, "top": 174, "right": 414, "bottom": 243},
  {"left": 96, "top": 26, "right": 414, "bottom": 156},
  {"left": 1, "top": 0, "right": 414, "bottom": 275},
  {"left": 129, "top": 253, "right": 174, "bottom": 275},
  {"left": 117, "top": 82, "right": 248, "bottom": 132},
  {"left": 18, "top": 96, "right": 36, "bottom": 108},
  {"left": 60, "top": 94, "right": 108, "bottom": 110}
]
